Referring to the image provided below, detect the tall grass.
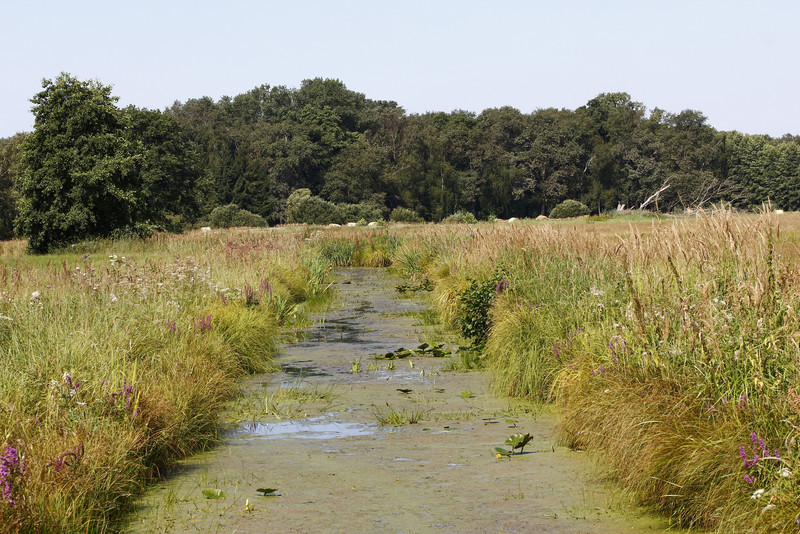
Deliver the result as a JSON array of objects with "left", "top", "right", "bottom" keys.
[
  {"left": 0, "top": 228, "right": 331, "bottom": 532},
  {"left": 366, "top": 211, "right": 800, "bottom": 532}
]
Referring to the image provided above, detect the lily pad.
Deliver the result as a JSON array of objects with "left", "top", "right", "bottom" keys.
[
  {"left": 202, "top": 488, "right": 226, "bottom": 499},
  {"left": 505, "top": 432, "right": 533, "bottom": 453},
  {"left": 256, "top": 487, "right": 278, "bottom": 496},
  {"left": 494, "top": 447, "right": 512, "bottom": 456}
]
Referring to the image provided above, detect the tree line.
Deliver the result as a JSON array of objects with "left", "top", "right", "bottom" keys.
[{"left": 1, "top": 73, "right": 799, "bottom": 251}]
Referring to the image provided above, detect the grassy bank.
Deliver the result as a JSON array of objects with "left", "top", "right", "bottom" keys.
[
  {"left": 415, "top": 212, "right": 800, "bottom": 532},
  {"left": 0, "top": 229, "right": 330, "bottom": 532},
  {"left": 320, "top": 212, "right": 800, "bottom": 532}
]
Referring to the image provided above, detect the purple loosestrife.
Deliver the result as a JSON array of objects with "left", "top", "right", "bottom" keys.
[
  {"left": 1, "top": 445, "right": 25, "bottom": 505},
  {"left": 194, "top": 314, "right": 212, "bottom": 331},
  {"left": 259, "top": 278, "right": 272, "bottom": 298},
  {"left": 49, "top": 443, "right": 84, "bottom": 473},
  {"left": 243, "top": 282, "right": 255, "bottom": 305},
  {"left": 739, "top": 431, "right": 780, "bottom": 474},
  {"left": 109, "top": 379, "right": 138, "bottom": 416}
]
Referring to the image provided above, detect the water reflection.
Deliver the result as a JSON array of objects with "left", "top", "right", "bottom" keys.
[{"left": 233, "top": 414, "right": 377, "bottom": 440}]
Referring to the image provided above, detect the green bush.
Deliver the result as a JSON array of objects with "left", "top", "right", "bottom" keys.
[
  {"left": 442, "top": 210, "right": 478, "bottom": 224},
  {"left": 457, "top": 270, "right": 508, "bottom": 348},
  {"left": 207, "top": 204, "right": 266, "bottom": 228},
  {"left": 286, "top": 189, "right": 383, "bottom": 225},
  {"left": 389, "top": 207, "right": 423, "bottom": 223},
  {"left": 335, "top": 202, "right": 384, "bottom": 223},
  {"left": 549, "top": 199, "right": 590, "bottom": 219}
]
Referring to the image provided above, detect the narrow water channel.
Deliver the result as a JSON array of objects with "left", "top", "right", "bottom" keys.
[{"left": 127, "top": 268, "right": 671, "bottom": 533}]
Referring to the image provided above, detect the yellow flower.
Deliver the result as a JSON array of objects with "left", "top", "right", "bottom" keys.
[{"left": 496, "top": 453, "right": 503, "bottom": 460}]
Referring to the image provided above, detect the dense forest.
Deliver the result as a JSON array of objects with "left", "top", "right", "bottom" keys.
[{"left": 1, "top": 74, "right": 799, "bottom": 248}]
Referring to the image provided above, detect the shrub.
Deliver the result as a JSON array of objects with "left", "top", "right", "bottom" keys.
[
  {"left": 549, "top": 199, "right": 590, "bottom": 219},
  {"left": 457, "top": 270, "right": 508, "bottom": 348},
  {"left": 207, "top": 204, "right": 266, "bottom": 228},
  {"left": 335, "top": 202, "right": 384, "bottom": 224},
  {"left": 389, "top": 207, "right": 423, "bottom": 223},
  {"left": 442, "top": 211, "right": 478, "bottom": 224},
  {"left": 285, "top": 189, "right": 377, "bottom": 225}
]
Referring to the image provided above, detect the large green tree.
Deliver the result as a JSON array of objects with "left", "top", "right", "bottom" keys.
[
  {"left": 17, "top": 74, "right": 141, "bottom": 253},
  {"left": 123, "top": 106, "right": 204, "bottom": 228}
]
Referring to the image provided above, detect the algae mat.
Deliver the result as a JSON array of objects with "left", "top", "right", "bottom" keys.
[{"left": 127, "top": 268, "right": 671, "bottom": 533}]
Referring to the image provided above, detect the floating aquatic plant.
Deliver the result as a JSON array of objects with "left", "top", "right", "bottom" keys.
[
  {"left": 201, "top": 488, "right": 226, "bottom": 500},
  {"left": 374, "top": 342, "right": 450, "bottom": 360},
  {"left": 505, "top": 432, "right": 533, "bottom": 453}
]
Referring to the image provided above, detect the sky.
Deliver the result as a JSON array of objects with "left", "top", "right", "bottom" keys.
[{"left": 1, "top": 0, "right": 799, "bottom": 138}]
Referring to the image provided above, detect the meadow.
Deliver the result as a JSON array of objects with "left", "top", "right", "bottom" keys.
[{"left": 1, "top": 210, "right": 799, "bottom": 532}]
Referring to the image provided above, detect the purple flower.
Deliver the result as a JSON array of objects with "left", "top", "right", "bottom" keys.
[
  {"left": 0, "top": 445, "right": 24, "bottom": 504},
  {"left": 743, "top": 475, "right": 754, "bottom": 484},
  {"left": 195, "top": 314, "right": 212, "bottom": 331}
]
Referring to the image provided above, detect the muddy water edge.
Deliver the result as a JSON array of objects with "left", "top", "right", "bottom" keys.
[{"left": 126, "top": 268, "right": 672, "bottom": 533}]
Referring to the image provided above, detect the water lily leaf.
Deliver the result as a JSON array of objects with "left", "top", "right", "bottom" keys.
[
  {"left": 505, "top": 432, "right": 533, "bottom": 451},
  {"left": 256, "top": 487, "right": 277, "bottom": 496},
  {"left": 396, "top": 388, "right": 413, "bottom": 394},
  {"left": 202, "top": 488, "right": 226, "bottom": 499},
  {"left": 494, "top": 447, "right": 512, "bottom": 456},
  {"left": 417, "top": 343, "right": 429, "bottom": 351}
]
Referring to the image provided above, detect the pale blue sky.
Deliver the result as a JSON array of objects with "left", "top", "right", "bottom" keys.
[{"left": 1, "top": 0, "right": 798, "bottom": 138}]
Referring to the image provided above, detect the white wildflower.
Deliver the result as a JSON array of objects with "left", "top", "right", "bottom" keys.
[
  {"left": 590, "top": 287, "right": 604, "bottom": 297},
  {"left": 779, "top": 467, "right": 793, "bottom": 478},
  {"left": 30, "top": 291, "right": 41, "bottom": 302},
  {"left": 751, "top": 488, "right": 765, "bottom": 499},
  {"left": 109, "top": 294, "right": 118, "bottom": 303}
]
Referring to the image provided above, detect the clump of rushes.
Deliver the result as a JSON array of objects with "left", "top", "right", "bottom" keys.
[{"left": 0, "top": 229, "right": 332, "bottom": 532}]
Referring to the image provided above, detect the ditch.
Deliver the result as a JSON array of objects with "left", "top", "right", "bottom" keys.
[{"left": 126, "top": 268, "right": 671, "bottom": 533}]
